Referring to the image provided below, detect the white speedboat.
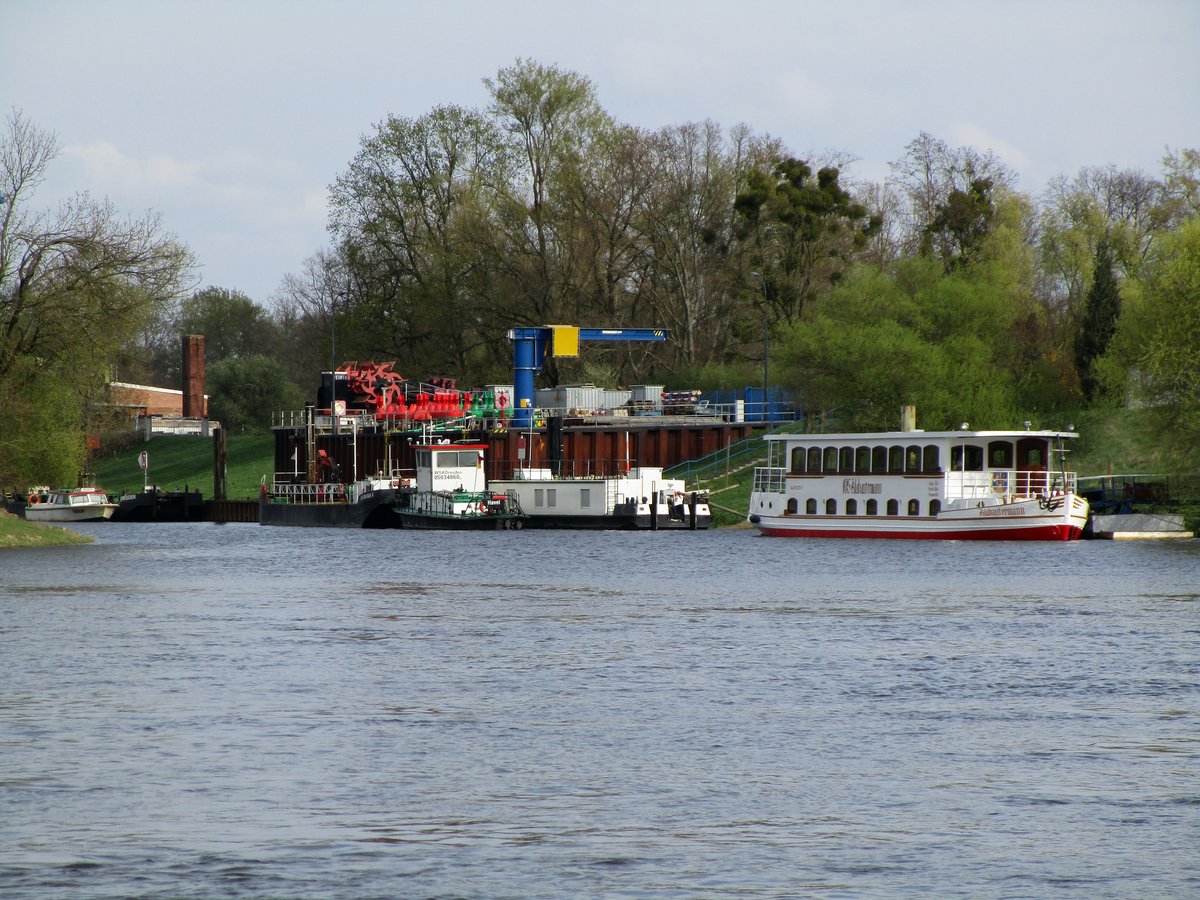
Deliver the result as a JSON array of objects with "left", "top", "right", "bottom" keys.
[{"left": 23, "top": 487, "right": 118, "bottom": 523}]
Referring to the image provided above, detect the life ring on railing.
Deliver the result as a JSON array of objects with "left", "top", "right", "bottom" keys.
[{"left": 28, "top": 493, "right": 40, "bottom": 504}]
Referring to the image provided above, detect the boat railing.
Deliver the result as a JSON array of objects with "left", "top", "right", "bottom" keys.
[
  {"left": 752, "top": 466, "right": 787, "bottom": 494},
  {"left": 267, "top": 481, "right": 354, "bottom": 504},
  {"left": 946, "top": 469, "right": 1077, "bottom": 500}
]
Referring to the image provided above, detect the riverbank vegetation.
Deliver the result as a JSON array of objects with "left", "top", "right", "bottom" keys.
[
  {"left": 3, "top": 66, "right": 1198, "bottom": 494},
  {"left": 0, "top": 511, "right": 93, "bottom": 549}
]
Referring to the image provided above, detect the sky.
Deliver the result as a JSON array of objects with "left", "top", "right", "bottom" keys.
[{"left": 3, "top": 0, "right": 1197, "bottom": 305}]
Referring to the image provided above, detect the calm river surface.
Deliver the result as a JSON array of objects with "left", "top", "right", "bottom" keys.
[{"left": 1, "top": 524, "right": 1198, "bottom": 898}]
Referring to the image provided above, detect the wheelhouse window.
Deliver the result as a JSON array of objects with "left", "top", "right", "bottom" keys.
[
  {"left": 988, "top": 441, "right": 1014, "bottom": 469},
  {"left": 855, "top": 446, "right": 871, "bottom": 472},
  {"left": 823, "top": 447, "right": 838, "bottom": 472},
  {"left": 866, "top": 499, "right": 878, "bottom": 515},
  {"left": 806, "top": 447, "right": 822, "bottom": 472},
  {"left": 790, "top": 447, "right": 806, "bottom": 473},
  {"left": 806, "top": 498, "right": 817, "bottom": 515},
  {"left": 907, "top": 499, "right": 920, "bottom": 516},
  {"left": 825, "top": 498, "right": 837, "bottom": 515},
  {"left": 871, "top": 446, "right": 887, "bottom": 473},
  {"left": 923, "top": 445, "right": 940, "bottom": 472},
  {"left": 888, "top": 445, "right": 904, "bottom": 472},
  {"left": 839, "top": 447, "right": 854, "bottom": 472},
  {"left": 951, "top": 444, "right": 984, "bottom": 471}
]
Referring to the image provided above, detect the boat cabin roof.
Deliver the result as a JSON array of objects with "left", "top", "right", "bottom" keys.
[{"left": 764, "top": 429, "right": 1078, "bottom": 445}]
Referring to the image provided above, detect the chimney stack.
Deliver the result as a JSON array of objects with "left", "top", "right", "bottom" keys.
[{"left": 182, "top": 335, "right": 206, "bottom": 418}]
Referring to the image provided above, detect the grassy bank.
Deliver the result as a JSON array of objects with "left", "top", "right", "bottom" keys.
[
  {"left": 90, "top": 433, "right": 274, "bottom": 500},
  {"left": 0, "top": 511, "right": 94, "bottom": 548}
]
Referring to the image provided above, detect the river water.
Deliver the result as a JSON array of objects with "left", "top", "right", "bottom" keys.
[{"left": 1, "top": 524, "right": 1197, "bottom": 898}]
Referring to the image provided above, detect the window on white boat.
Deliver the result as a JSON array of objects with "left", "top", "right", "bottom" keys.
[
  {"left": 823, "top": 447, "right": 838, "bottom": 471},
  {"left": 807, "top": 447, "right": 821, "bottom": 472},
  {"left": 951, "top": 444, "right": 984, "bottom": 471},
  {"left": 825, "top": 498, "right": 837, "bottom": 515},
  {"left": 806, "top": 498, "right": 817, "bottom": 515},
  {"left": 581, "top": 488, "right": 591, "bottom": 509},
  {"left": 923, "top": 445, "right": 940, "bottom": 472},
  {"left": 547, "top": 488, "right": 557, "bottom": 508},
  {"left": 907, "top": 499, "right": 920, "bottom": 516},
  {"left": 534, "top": 488, "right": 544, "bottom": 508},
  {"left": 838, "top": 447, "right": 854, "bottom": 472},
  {"left": 930, "top": 499, "right": 941, "bottom": 516},
  {"left": 855, "top": 446, "right": 871, "bottom": 471},
  {"left": 988, "top": 441, "right": 1014, "bottom": 468},
  {"left": 872, "top": 446, "right": 887, "bottom": 473},
  {"left": 866, "top": 498, "right": 878, "bottom": 515},
  {"left": 887, "top": 499, "right": 899, "bottom": 516},
  {"left": 790, "top": 447, "right": 805, "bottom": 473},
  {"left": 846, "top": 498, "right": 858, "bottom": 515},
  {"left": 888, "top": 446, "right": 904, "bottom": 472},
  {"left": 906, "top": 445, "right": 922, "bottom": 471},
  {"left": 786, "top": 497, "right": 797, "bottom": 514}
]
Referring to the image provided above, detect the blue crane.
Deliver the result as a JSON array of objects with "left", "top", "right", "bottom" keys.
[{"left": 507, "top": 325, "right": 668, "bottom": 428}]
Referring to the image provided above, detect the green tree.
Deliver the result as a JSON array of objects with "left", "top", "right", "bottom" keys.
[
  {"left": 1100, "top": 217, "right": 1200, "bottom": 467},
  {"left": 923, "top": 177, "right": 995, "bottom": 270},
  {"left": 1074, "top": 237, "right": 1121, "bottom": 402},
  {"left": 181, "top": 286, "right": 276, "bottom": 362},
  {"left": 733, "top": 158, "right": 879, "bottom": 325},
  {"left": 206, "top": 354, "right": 304, "bottom": 433},
  {"left": 0, "top": 110, "right": 193, "bottom": 486}
]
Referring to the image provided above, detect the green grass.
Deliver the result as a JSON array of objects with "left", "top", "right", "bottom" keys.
[
  {"left": 0, "top": 511, "right": 94, "bottom": 548},
  {"left": 90, "top": 433, "right": 275, "bottom": 500}
]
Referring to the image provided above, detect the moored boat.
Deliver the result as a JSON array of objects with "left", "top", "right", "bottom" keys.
[
  {"left": 393, "top": 444, "right": 525, "bottom": 530},
  {"left": 748, "top": 415, "right": 1088, "bottom": 540},
  {"left": 488, "top": 466, "right": 711, "bottom": 529},
  {"left": 23, "top": 486, "right": 118, "bottom": 523}
]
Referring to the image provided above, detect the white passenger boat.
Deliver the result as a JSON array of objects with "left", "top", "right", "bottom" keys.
[
  {"left": 748, "top": 417, "right": 1088, "bottom": 540},
  {"left": 23, "top": 487, "right": 118, "bottom": 523}
]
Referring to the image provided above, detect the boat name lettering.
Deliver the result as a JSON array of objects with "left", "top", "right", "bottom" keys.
[
  {"left": 979, "top": 506, "right": 1023, "bottom": 517},
  {"left": 842, "top": 478, "right": 883, "bottom": 495}
]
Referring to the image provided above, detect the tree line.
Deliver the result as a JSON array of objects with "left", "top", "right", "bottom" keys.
[{"left": 2, "top": 59, "right": 1199, "bottom": 488}]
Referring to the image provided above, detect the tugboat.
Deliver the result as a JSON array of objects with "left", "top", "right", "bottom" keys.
[{"left": 393, "top": 443, "right": 525, "bottom": 530}]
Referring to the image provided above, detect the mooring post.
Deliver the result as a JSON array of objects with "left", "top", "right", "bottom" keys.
[{"left": 213, "top": 427, "right": 227, "bottom": 501}]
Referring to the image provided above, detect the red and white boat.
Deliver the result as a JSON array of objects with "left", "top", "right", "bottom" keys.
[
  {"left": 23, "top": 486, "right": 118, "bottom": 523},
  {"left": 747, "top": 418, "right": 1088, "bottom": 540}
]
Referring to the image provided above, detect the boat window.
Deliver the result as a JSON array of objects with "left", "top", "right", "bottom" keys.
[
  {"left": 416, "top": 450, "right": 431, "bottom": 468},
  {"left": 786, "top": 498, "right": 797, "bottom": 514},
  {"left": 855, "top": 446, "right": 871, "bottom": 472},
  {"left": 547, "top": 488, "right": 557, "bottom": 508},
  {"left": 866, "top": 499, "right": 878, "bottom": 515},
  {"left": 823, "top": 447, "right": 838, "bottom": 471},
  {"left": 905, "top": 445, "right": 921, "bottom": 471},
  {"left": 951, "top": 444, "right": 984, "bottom": 471},
  {"left": 923, "top": 445, "right": 939, "bottom": 472},
  {"left": 806, "top": 498, "right": 817, "bottom": 515},
  {"left": 887, "top": 499, "right": 899, "bottom": 516},
  {"left": 807, "top": 447, "right": 822, "bottom": 472},
  {"left": 929, "top": 499, "right": 941, "bottom": 516},
  {"left": 871, "top": 446, "right": 887, "bottom": 473},
  {"left": 846, "top": 498, "right": 857, "bottom": 515},
  {"left": 888, "top": 445, "right": 904, "bottom": 472},
  {"left": 581, "top": 488, "right": 591, "bottom": 509},
  {"left": 839, "top": 447, "right": 854, "bottom": 472},
  {"left": 1025, "top": 445, "right": 1044, "bottom": 466},
  {"left": 825, "top": 498, "right": 837, "bottom": 515},
  {"left": 988, "top": 441, "right": 1014, "bottom": 468},
  {"left": 907, "top": 499, "right": 920, "bottom": 516},
  {"left": 790, "top": 447, "right": 806, "bottom": 473},
  {"left": 534, "top": 488, "right": 544, "bottom": 508}
]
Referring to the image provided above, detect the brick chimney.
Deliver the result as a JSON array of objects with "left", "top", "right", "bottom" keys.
[{"left": 182, "top": 334, "right": 206, "bottom": 417}]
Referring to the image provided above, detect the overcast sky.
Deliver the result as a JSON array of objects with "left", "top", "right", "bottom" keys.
[{"left": 3, "top": 0, "right": 1197, "bottom": 304}]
